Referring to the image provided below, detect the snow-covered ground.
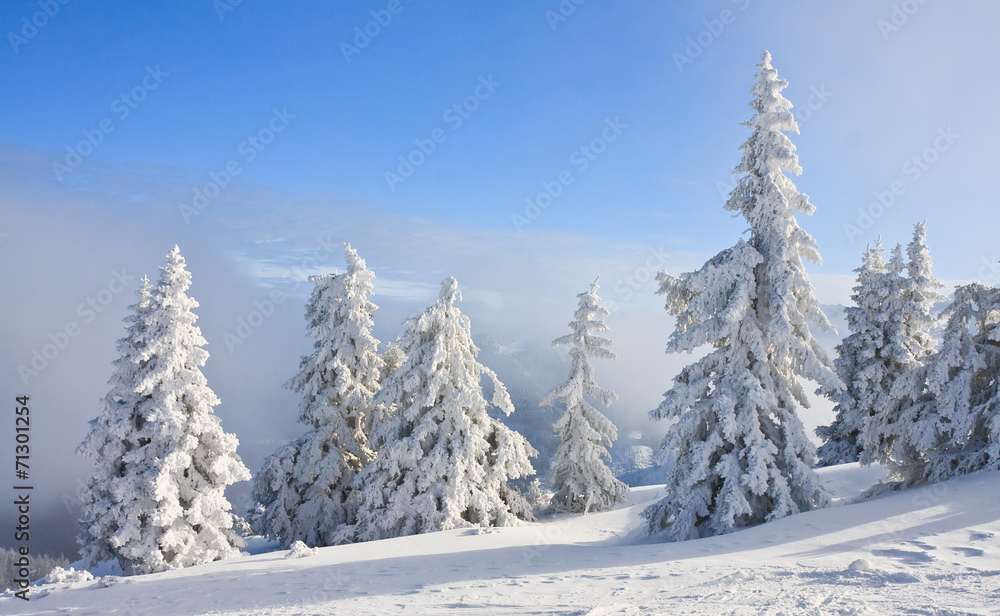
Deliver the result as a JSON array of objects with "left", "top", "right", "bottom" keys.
[{"left": 5, "top": 464, "right": 1000, "bottom": 615}]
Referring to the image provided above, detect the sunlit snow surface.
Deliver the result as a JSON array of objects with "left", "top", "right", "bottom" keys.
[{"left": 6, "top": 463, "right": 1000, "bottom": 615}]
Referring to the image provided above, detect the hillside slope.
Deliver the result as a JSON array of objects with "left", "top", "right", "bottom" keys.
[{"left": 4, "top": 464, "right": 999, "bottom": 615}]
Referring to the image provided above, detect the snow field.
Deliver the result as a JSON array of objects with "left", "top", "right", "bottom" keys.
[{"left": 6, "top": 463, "right": 1000, "bottom": 615}]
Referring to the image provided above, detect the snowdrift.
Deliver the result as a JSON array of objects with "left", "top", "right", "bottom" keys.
[{"left": 4, "top": 464, "right": 999, "bottom": 615}]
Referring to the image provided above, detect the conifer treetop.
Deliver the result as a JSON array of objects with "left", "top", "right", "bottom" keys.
[
  {"left": 543, "top": 278, "right": 618, "bottom": 409},
  {"left": 904, "top": 221, "right": 945, "bottom": 355},
  {"left": 287, "top": 242, "right": 383, "bottom": 436},
  {"left": 440, "top": 275, "right": 462, "bottom": 304},
  {"left": 727, "top": 51, "right": 821, "bottom": 268}
]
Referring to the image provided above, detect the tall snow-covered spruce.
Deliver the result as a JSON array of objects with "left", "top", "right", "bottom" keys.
[
  {"left": 78, "top": 247, "right": 250, "bottom": 575},
  {"left": 819, "top": 223, "right": 942, "bottom": 466},
  {"left": 642, "top": 52, "right": 841, "bottom": 541},
  {"left": 347, "top": 277, "right": 536, "bottom": 542},
  {"left": 252, "top": 244, "right": 384, "bottom": 548},
  {"left": 543, "top": 279, "right": 627, "bottom": 514}
]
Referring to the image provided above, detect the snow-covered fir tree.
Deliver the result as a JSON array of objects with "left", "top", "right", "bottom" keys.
[
  {"left": 542, "top": 279, "right": 627, "bottom": 514},
  {"left": 816, "top": 242, "right": 894, "bottom": 466},
  {"left": 78, "top": 247, "right": 250, "bottom": 575},
  {"left": 252, "top": 244, "right": 384, "bottom": 548},
  {"left": 347, "top": 277, "right": 537, "bottom": 542},
  {"left": 860, "top": 224, "right": 943, "bottom": 467},
  {"left": 641, "top": 51, "right": 841, "bottom": 541},
  {"left": 902, "top": 221, "right": 943, "bottom": 365},
  {"left": 872, "top": 283, "right": 1000, "bottom": 485}
]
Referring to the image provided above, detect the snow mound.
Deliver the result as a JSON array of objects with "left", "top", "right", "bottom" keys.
[
  {"left": 41, "top": 566, "right": 94, "bottom": 585},
  {"left": 285, "top": 541, "right": 319, "bottom": 559}
]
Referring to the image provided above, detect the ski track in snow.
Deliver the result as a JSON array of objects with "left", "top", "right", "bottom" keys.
[{"left": 4, "top": 464, "right": 1000, "bottom": 615}]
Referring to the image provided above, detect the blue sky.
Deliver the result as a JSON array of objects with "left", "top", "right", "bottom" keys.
[
  {"left": 0, "top": 0, "right": 1000, "bottom": 270},
  {"left": 2, "top": 0, "right": 999, "bottom": 558},
  {"left": 3, "top": 1, "right": 997, "bottom": 265}
]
